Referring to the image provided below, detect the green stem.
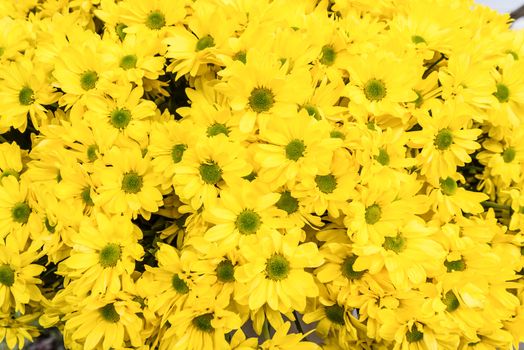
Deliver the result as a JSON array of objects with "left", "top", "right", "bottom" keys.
[
  {"left": 262, "top": 318, "right": 270, "bottom": 341},
  {"left": 293, "top": 311, "right": 307, "bottom": 340}
]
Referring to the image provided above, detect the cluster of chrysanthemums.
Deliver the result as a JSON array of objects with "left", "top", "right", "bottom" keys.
[{"left": 0, "top": 0, "right": 524, "bottom": 349}]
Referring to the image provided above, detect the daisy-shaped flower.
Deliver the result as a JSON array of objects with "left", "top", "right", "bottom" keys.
[
  {"left": 0, "top": 242, "right": 43, "bottom": 315},
  {"left": 63, "top": 292, "right": 144, "bottom": 350},
  {"left": 85, "top": 84, "right": 157, "bottom": 145},
  {"left": 216, "top": 49, "right": 311, "bottom": 132},
  {"left": 254, "top": 112, "right": 340, "bottom": 188},
  {"left": 202, "top": 181, "right": 281, "bottom": 251},
  {"left": 160, "top": 293, "right": 241, "bottom": 350},
  {"left": 93, "top": 145, "right": 163, "bottom": 219},
  {"left": 119, "top": 0, "right": 186, "bottom": 36},
  {"left": 0, "top": 58, "right": 60, "bottom": 132},
  {"left": 0, "top": 142, "right": 24, "bottom": 180},
  {"left": 173, "top": 135, "right": 252, "bottom": 210},
  {"left": 235, "top": 230, "right": 324, "bottom": 313},
  {"left": 259, "top": 321, "right": 321, "bottom": 350},
  {"left": 58, "top": 213, "right": 143, "bottom": 296}
]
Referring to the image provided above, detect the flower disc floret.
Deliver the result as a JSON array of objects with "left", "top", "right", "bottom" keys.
[
  {"left": 315, "top": 174, "right": 337, "bottom": 194},
  {"left": 407, "top": 325, "right": 423, "bottom": 343},
  {"left": 110, "top": 108, "right": 132, "bottom": 129},
  {"left": 375, "top": 148, "right": 390, "bottom": 166},
  {"left": 99, "top": 303, "right": 120, "bottom": 323},
  {"left": 248, "top": 87, "right": 274, "bottom": 113},
  {"left": 87, "top": 144, "right": 98, "bottom": 162},
  {"left": 494, "top": 83, "right": 510, "bottom": 103},
  {"left": 502, "top": 147, "right": 516, "bottom": 163},
  {"left": 171, "top": 144, "right": 187, "bottom": 163},
  {"left": 365, "top": 204, "right": 381, "bottom": 225},
  {"left": 445, "top": 258, "right": 466, "bottom": 272},
  {"left": 192, "top": 313, "right": 214, "bottom": 333},
  {"left": 383, "top": 234, "right": 406, "bottom": 253},
  {"left": 235, "top": 209, "right": 261, "bottom": 235},
  {"left": 99, "top": 243, "right": 122, "bottom": 268},
  {"left": 199, "top": 162, "right": 222, "bottom": 184},
  {"left": 80, "top": 70, "right": 98, "bottom": 91},
  {"left": 434, "top": 129, "right": 453, "bottom": 150},
  {"left": 442, "top": 290, "right": 460, "bottom": 312},
  {"left": 325, "top": 304, "right": 345, "bottom": 325},
  {"left": 363, "top": 79, "right": 387, "bottom": 101},
  {"left": 196, "top": 35, "right": 215, "bottom": 51},
  {"left": 276, "top": 191, "right": 299, "bottom": 214},
  {"left": 172, "top": 274, "right": 190, "bottom": 294},
  {"left": 11, "top": 202, "right": 30, "bottom": 224},
  {"left": 265, "top": 254, "right": 290, "bottom": 281},
  {"left": 320, "top": 45, "right": 336, "bottom": 66},
  {"left": 18, "top": 86, "right": 34, "bottom": 105},
  {"left": 341, "top": 255, "right": 365, "bottom": 279},
  {"left": 120, "top": 54, "right": 138, "bottom": 70},
  {"left": 440, "top": 177, "right": 457, "bottom": 196},
  {"left": 285, "top": 139, "right": 306, "bottom": 161},
  {"left": 146, "top": 10, "right": 166, "bottom": 30},
  {"left": 121, "top": 172, "right": 143, "bottom": 194},
  {"left": 0, "top": 264, "right": 15, "bottom": 287},
  {"left": 216, "top": 260, "right": 235, "bottom": 282},
  {"left": 411, "top": 35, "right": 426, "bottom": 44},
  {"left": 207, "top": 123, "right": 229, "bottom": 137}
]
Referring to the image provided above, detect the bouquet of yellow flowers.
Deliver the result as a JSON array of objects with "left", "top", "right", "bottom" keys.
[{"left": 1, "top": 0, "right": 524, "bottom": 349}]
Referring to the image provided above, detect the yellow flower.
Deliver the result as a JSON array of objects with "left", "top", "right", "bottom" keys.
[
  {"left": 119, "top": 0, "right": 186, "bottom": 36},
  {"left": 409, "top": 102, "right": 482, "bottom": 185},
  {"left": 0, "top": 312, "right": 40, "bottom": 349},
  {"left": 173, "top": 135, "right": 252, "bottom": 210},
  {"left": 488, "top": 59, "right": 524, "bottom": 127},
  {"left": 0, "top": 17, "right": 30, "bottom": 64},
  {"left": 259, "top": 322, "right": 321, "bottom": 350},
  {"left": 216, "top": 49, "right": 311, "bottom": 132},
  {"left": 93, "top": 145, "right": 163, "bottom": 219},
  {"left": 63, "top": 292, "right": 144, "bottom": 350},
  {"left": 254, "top": 112, "right": 340, "bottom": 188},
  {"left": 58, "top": 213, "right": 144, "bottom": 295},
  {"left": 0, "top": 57, "right": 59, "bottom": 132},
  {"left": 202, "top": 181, "right": 281, "bottom": 251},
  {"left": 0, "top": 242, "right": 43, "bottom": 314},
  {"left": 235, "top": 230, "right": 323, "bottom": 313},
  {"left": 0, "top": 142, "right": 24, "bottom": 180}
]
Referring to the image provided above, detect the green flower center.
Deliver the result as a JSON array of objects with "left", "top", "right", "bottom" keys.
[
  {"left": 341, "top": 255, "right": 366, "bottom": 279},
  {"left": 304, "top": 104, "right": 320, "bottom": 120},
  {"left": 315, "top": 174, "right": 337, "bottom": 194},
  {"left": 146, "top": 10, "right": 165, "bottom": 30},
  {"left": 363, "top": 79, "right": 387, "bottom": 101},
  {"left": 11, "top": 202, "right": 31, "bottom": 224},
  {"left": 192, "top": 313, "right": 214, "bottom": 333},
  {"left": 18, "top": 86, "right": 34, "bottom": 106},
  {"left": 406, "top": 325, "right": 423, "bottom": 343},
  {"left": 207, "top": 123, "right": 229, "bottom": 137},
  {"left": 80, "top": 70, "right": 98, "bottom": 91},
  {"left": 265, "top": 254, "right": 290, "bottom": 281},
  {"left": 87, "top": 144, "right": 99, "bottom": 162},
  {"left": 411, "top": 35, "right": 426, "bottom": 44},
  {"left": 195, "top": 35, "right": 215, "bottom": 51},
  {"left": 115, "top": 23, "right": 127, "bottom": 41},
  {"left": 172, "top": 274, "right": 190, "bottom": 294},
  {"left": 45, "top": 217, "right": 56, "bottom": 233},
  {"left": 81, "top": 186, "right": 94, "bottom": 206},
  {"left": 248, "top": 87, "right": 274, "bottom": 113},
  {"left": 444, "top": 258, "right": 466, "bottom": 272},
  {"left": 199, "top": 162, "right": 222, "bottom": 185},
  {"left": 285, "top": 139, "right": 306, "bottom": 161},
  {"left": 235, "top": 209, "right": 261, "bottom": 235},
  {"left": 325, "top": 304, "right": 345, "bottom": 325},
  {"left": 383, "top": 234, "right": 406, "bottom": 253},
  {"left": 233, "top": 51, "right": 247, "bottom": 63},
  {"left": 320, "top": 45, "right": 336, "bottom": 66},
  {"left": 110, "top": 108, "right": 132, "bottom": 129},
  {"left": 120, "top": 54, "right": 137, "bottom": 70},
  {"left": 216, "top": 259, "right": 235, "bottom": 283},
  {"left": 121, "top": 172, "right": 143, "bottom": 194},
  {"left": 99, "top": 243, "right": 122, "bottom": 268},
  {"left": 276, "top": 190, "right": 299, "bottom": 214},
  {"left": 442, "top": 290, "right": 459, "bottom": 312},
  {"left": 494, "top": 83, "right": 510, "bottom": 103},
  {"left": 434, "top": 129, "right": 453, "bottom": 150},
  {"left": 364, "top": 204, "right": 381, "bottom": 225},
  {"left": 375, "top": 148, "right": 390, "bottom": 166},
  {"left": 440, "top": 177, "right": 457, "bottom": 196},
  {"left": 171, "top": 144, "right": 187, "bottom": 164},
  {"left": 0, "top": 265, "right": 15, "bottom": 287},
  {"left": 99, "top": 303, "right": 120, "bottom": 323},
  {"left": 1, "top": 169, "right": 19, "bottom": 180},
  {"left": 330, "top": 130, "right": 345, "bottom": 139},
  {"left": 502, "top": 147, "right": 516, "bottom": 163}
]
